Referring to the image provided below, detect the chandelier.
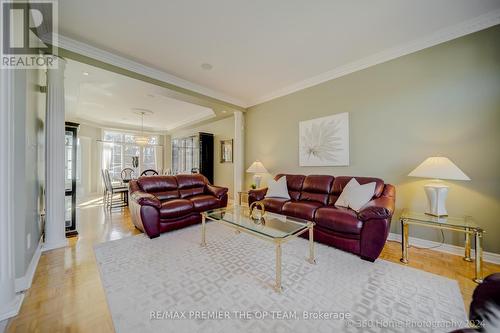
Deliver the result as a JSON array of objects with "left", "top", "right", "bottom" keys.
[{"left": 133, "top": 109, "right": 153, "bottom": 146}]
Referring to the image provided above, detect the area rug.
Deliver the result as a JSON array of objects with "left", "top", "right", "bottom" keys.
[{"left": 94, "top": 223, "right": 467, "bottom": 333}]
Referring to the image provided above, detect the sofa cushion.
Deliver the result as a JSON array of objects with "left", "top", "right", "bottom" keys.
[
  {"left": 153, "top": 190, "right": 180, "bottom": 202},
  {"left": 177, "top": 174, "right": 207, "bottom": 198},
  {"left": 275, "top": 174, "right": 305, "bottom": 200},
  {"left": 315, "top": 207, "right": 363, "bottom": 234},
  {"left": 334, "top": 178, "right": 376, "bottom": 212},
  {"left": 189, "top": 194, "right": 220, "bottom": 212},
  {"left": 261, "top": 197, "right": 290, "bottom": 214},
  {"left": 329, "top": 176, "right": 384, "bottom": 205},
  {"left": 265, "top": 176, "right": 290, "bottom": 199},
  {"left": 138, "top": 176, "right": 178, "bottom": 193},
  {"left": 300, "top": 175, "right": 334, "bottom": 205},
  {"left": 159, "top": 199, "right": 193, "bottom": 219},
  {"left": 282, "top": 201, "right": 322, "bottom": 221}
]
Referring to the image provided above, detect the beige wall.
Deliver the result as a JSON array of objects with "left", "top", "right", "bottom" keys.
[
  {"left": 170, "top": 116, "right": 235, "bottom": 196},
  {"left": 245, "top": 26, "right": 500, "bottom": 253}
]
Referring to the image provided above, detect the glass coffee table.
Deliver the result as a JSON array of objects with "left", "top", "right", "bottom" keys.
[{"left": 201, "top": 205, "right": 316, "bottom": 292}]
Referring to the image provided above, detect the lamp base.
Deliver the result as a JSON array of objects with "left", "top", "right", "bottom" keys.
[
  {"left": 253, "top": 175, "right": 262, "bottom": 189},
  {"left": 424, "top": 183, "right": 449, "bottom": 217}
]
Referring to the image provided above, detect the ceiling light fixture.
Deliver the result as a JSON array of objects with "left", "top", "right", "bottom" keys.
[
  {"left": 201, "top": 63, "right": 213, "bottom": 70},
  {"left": 132, "top": 108, "right": 154, "bottom": 146},
  {"left": 82, "top": 71, "right": 89, "bottom": 76}
]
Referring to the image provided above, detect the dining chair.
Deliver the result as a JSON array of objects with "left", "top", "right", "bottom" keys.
[
  {"left": 140, "top": 169, "right": 158, "bottom": 176},
  {"left": 104, "top": 169, "right": 128, "bottom": 210},
  {"left": 121, "top": 168, "right": 135, "bottom": 182}
]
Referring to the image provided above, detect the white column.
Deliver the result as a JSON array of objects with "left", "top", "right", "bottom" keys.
[
  {"left": 0, "top": 69, "right": 23, "bottom": 321},
  {"left": 44, "top": 57, "right": 68, "bottom": 251},
  {"left": 233, "top": 111, "right": 244, "bottom": 203}
]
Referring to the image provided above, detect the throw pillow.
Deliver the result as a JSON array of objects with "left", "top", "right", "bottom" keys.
[
  {"left": 335, "top": 178, "right": 376, "bottom": 212},
  {"left": 265, "top": 176, "right": 291, "bottom": 199}
]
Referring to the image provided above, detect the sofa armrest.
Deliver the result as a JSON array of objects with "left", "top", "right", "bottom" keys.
[
  {"left": 357, "top": 197, "right": 395, "bottom": 221},
  {"left": 206, "top": 184, "right": 228, "bottom": 199},
  {"left": 248, "top": 188, "right": 268, "bottom": 205},
  {"left": 359, "top": 217, "right": 391, "bottom": 261},
  {"left": 357, "top": 184, "right": 395, "bottom": 221},
  {"left": 130, "top": 191, "right": 161, "bottom": 209}
]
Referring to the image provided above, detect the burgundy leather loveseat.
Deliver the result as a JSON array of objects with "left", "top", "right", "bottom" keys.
[
  {"left": 451, "top": 273, "right": 500, "bottom": 332},
  {"left": 129, "top": 174, "right": 228, "bottom": 238},
  {"left": 249, "top": 174, "right": 395, "bottom": 261}
]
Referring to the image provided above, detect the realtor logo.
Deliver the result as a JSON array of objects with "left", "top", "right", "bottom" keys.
[{"left": 1, "top": 0, "right": 58, "bottom": 68}]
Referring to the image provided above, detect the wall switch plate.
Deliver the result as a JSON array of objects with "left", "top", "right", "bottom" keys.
[{"left": 27, "top": 233, "right": 31, "bottom": 250}]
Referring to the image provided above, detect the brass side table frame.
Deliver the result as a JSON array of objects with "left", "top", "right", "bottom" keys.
[
  {"left": 237, "top": 191, "right": 249, "bottom": 206},
  {"left": 399, "top": 213, "right": 484, "bottom": 283},
  {"left": 201, "top": 211, "right": 316, "bottom": 292}
]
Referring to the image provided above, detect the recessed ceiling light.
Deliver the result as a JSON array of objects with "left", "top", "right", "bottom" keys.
[
  {"left": 201, "top": 63, "right": 213, "bottom": 70},
  {"left": 221, "top": 110, "right": 227, "bottom": 114},
  {"left": 82, "top": 72, "right": 89, "bottom": 76}
]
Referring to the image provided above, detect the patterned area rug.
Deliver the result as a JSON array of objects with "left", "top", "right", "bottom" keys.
[{"left": 94, "top": 223, "right": 467, "bottom": 333}]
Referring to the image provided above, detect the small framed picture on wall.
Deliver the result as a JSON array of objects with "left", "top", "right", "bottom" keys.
[{"left": 220, "top": 139, "right": 233, "bottom": 163}]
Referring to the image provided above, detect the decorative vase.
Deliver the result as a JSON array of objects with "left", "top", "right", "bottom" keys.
[{"left": 132, "top": 156, "right": 139, "bottom": 168}]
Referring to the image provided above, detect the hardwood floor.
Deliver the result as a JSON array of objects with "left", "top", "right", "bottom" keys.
[{"left": 6, "top": 198, "right": 500, "bottom": 332}]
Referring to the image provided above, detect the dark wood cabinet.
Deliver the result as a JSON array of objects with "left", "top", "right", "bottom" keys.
[
  {"left": 172, "top": 132, "right": 214, "bottom": 183},
  {"left": 198, "top": 132, "right": 214, "bottom": 184}
]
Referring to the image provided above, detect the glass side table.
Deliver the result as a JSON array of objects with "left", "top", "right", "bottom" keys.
[
  {"left": 238, "top": 191, "right": 250, "bottom": 206},
  {"left": 399, "top": 209, "right": 484, "bottom": 283}
]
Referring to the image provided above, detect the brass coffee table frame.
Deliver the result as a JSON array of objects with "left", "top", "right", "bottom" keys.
[
  {"left": 399, "top": 213, "right": 484, "bottom": 283},
  {"left": 201, "top": 210, "right": 316, "bottom": 292}
]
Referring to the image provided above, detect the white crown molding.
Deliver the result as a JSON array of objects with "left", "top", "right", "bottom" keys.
[
  {"left": 250, "top": 9, "right": 500, "bottom": 106},
  {"left": 55, "top": 9, "right": 500, "bottom": 109},
  {"left": 387, "top": 233, "right": 500, "bottom": 265},
  {"left": 55, "top": 35, "right": 250, "bottom": 108}
]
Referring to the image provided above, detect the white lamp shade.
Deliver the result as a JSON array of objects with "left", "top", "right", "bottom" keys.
[
  {"left": 246, "top": 160, "right": 268, "bottom": 174},
  {"left": 408, "top": 157, "right": 470, "bottom": 181}
]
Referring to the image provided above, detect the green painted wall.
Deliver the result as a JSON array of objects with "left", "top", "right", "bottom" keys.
[
  {"left": 245, "top": 25, "right": 500, "bottom": 253},
  {"left": 169, "top": 116, "right": 235, "bottom": 196}
]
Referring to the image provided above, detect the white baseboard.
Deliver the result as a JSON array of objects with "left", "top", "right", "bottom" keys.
[
  {"left": 42, "top": 239, "right": 68, "bottom": 252},
  {"left": 0, "top": 293, "right": 24, "bottom": 322},
  {"left": 15, "top": 237, "right": 43, "bottom": 292},
  {"left": 387, "top": 232, "right": 500, "bottom": 265},
  {"left": 0, "top": 319, "right": 8, "bottom": 333}
]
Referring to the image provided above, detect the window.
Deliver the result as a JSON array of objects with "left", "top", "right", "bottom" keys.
[
  {"left": 172, "top": 136, "right": 198, "bottom": 174},
  {"left": 102, "top": 130, "right": 163, "bottom": 180}
]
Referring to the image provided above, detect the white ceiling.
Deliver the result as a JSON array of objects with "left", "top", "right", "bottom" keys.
[
  {"left": 59, "top": 0, "right": 500, "bottom": 107},
  {"left": 65, "top": 59, "right": 215, "bottom": 132}
]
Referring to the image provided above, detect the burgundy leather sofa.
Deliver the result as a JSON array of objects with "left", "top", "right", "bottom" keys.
[
  {"left": 129, "top": 174, "right": 228, "bottom": 238},
  {"left": 451, "top": 273, "right": 500, "bottom": 332},
  {"left": 249, "top": 174, "right": 395, "bottom": 261}
]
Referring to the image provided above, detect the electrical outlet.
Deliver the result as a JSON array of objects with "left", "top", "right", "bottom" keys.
[{"left": 27, "top": 233, "right": 31, "bottom": 250}]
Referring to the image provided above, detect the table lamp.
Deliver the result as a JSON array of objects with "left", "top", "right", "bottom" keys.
[
  {"left": 408, "top": 156, "right": 470, "bottom": 217},
  {"left": 246, "top": 160, "right": 268, "bottom": 188}
]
